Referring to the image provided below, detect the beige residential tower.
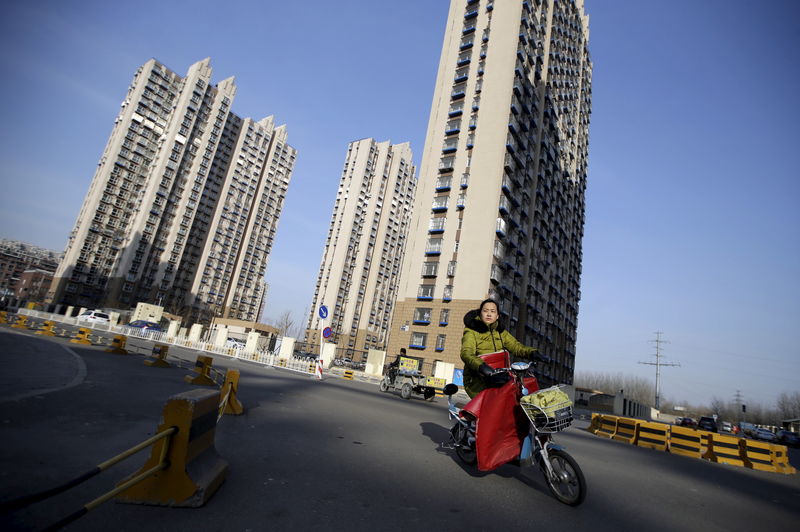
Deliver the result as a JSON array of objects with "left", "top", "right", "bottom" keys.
[
  {"left": 386, "top": 0, "right": 593, "bottom": 387},
  {"left": 305, "top": 139, "right": 416, "bottom": 357},
  {"left": 50, "top": 58, "right": 296, "bottom": 324}
]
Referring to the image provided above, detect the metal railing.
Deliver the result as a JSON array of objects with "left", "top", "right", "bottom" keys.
[{"left": 1, "top": 426, "right": 177, "bottom": 530}]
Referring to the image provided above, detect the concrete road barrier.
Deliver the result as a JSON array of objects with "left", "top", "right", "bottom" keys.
[
  {"left": 116, "top": 388, "right": 228, "bottom": 507},
  {"left": 184, "top": 355, "right": 216, "bottom": 386},
  {"left": 636, "top": 421, "right": 669, "bottom": 452}
]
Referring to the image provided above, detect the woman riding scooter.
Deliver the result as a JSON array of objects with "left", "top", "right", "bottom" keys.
[
  {"left": 460, "top": 298, "right": 540, "bottom": 470},
  {"left": 461, "top": 298, "right": 537, "bottom": 398}
]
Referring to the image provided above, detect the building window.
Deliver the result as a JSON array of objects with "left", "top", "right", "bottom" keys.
[
  {"left": 432, "top": 196, "right": 449, "bottom": 212},
  {"left": 429, "top": 217, "right": 446, "bottom": 233},
  {"left": 447, "top": 261, "right": 457, "bottom": 277},
  {"left": 417, "top": 284, "right": 434, "bottom": 300},
  {"left": 443, "top": 285, "right": 453, "bottom": 301},
  {"left": 445, "top": 119, "right": 461, "bottom": 135},
  {"left": 413, "top": 308, "right": 432, "bottom": 324},
  {"left": 410, "top": 332, "right": 428, "bottom": 349},
  {"left": 422, "top": 262, "right": 438, "bottom": 277},
  {"left": 439, "top": 309, "right": 450, "bottom": 326},
  {"left": 438, "top": 156, "right": 455, "bottom": 173},
  {"left": 436, "top": 175, "right": 453, "bottom": 190},
  {"left": 426, "top": 237, "right": 443, "bottom": 255},
  {"left": 493, "top": 239, "right": 505, "bottom": 260},
  {"left": 436, "top": 334, "right": 446, "bottom": 352}
]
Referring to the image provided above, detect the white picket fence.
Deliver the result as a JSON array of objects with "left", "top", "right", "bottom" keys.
[{"left": 14, "top": 308, "right": 318, "bottom": 376}]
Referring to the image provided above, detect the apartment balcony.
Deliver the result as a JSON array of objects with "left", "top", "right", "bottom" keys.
[
  {"left": 496, "top": 217, "right": 507, "bottom": 237},
  {"left": 438, "top": 161, "right": 455, "bottom": 173}
]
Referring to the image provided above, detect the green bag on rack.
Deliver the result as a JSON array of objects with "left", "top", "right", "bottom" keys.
[{"left": 522, "top": 386, "right": 571, "bottom": 416}]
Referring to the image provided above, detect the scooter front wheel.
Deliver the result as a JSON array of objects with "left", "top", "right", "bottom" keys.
[
  {"left": 454, "top": 424, "right": 477, "bottom": 465},
  {"left": 541, "top": 449, "right": 586, "bottom": 506}
]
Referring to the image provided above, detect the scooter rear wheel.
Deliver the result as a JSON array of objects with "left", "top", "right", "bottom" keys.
[{"left": 541, "top": 449, "right": 586, "bottom": 506}]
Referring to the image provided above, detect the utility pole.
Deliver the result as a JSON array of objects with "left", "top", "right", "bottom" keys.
[{"left": 639, "top": 331, "right": 680, "bottom": 410}]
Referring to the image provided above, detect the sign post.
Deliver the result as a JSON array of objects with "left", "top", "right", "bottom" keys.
[{"left": 318, "top": 305, "right": 329, "bottom": 374}]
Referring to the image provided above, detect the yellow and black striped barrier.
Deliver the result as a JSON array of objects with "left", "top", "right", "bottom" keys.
[
  {"left": 116, "top": 388, "right": 228, "bottom": 507},
  {"left": 35, "top": 320, "right": 57, "bottom": 337},
  {"left": 636, "top": 421, "right": 669, "bottom": 451},
  {"left": 343, "top": 369, "right": 354, "bottom": 380},
  {"left": 591, "top": 414, "right": 618, "bottom": 439},
  {"left": 70, "top": 327, "right": 93, "bottom": 345},
  {"left": 105, "top": 335, "right": 129, "bottom": 355},
  {"left": 144, "top": 345, "right": 171, "bottom": 368},
  {"left": 11, "top": 315, "right": 29, "bottom": 329},
  {"left": 588, "top": 414, "right": 796, "bottom": 474},
  {"left": 705, "top": 433, "right": 748, "bottom": 467},
  {"left": 668, "top": 425, "right": 706, "bottom": 459},
  {"left": 184, "top": 355, "right": 216, "bottom": 386},
  {"left": 612, "top": 417, "right": 640, "bottom": 444}
]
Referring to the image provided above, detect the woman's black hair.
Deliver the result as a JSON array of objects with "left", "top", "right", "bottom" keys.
[{"left": 478, "top": 298, "right": 499, "bottom": 313}]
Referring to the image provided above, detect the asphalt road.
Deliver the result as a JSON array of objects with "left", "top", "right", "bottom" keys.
[{"left": 1, "top": 326, "right": 799, "bottom": 531}]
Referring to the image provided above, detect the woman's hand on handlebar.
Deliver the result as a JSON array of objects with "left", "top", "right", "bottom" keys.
[{"left": 478, "top": 363, "right": 511, "bottom": 387}]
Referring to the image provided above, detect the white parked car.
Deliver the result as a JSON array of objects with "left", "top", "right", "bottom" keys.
[
  {"left": 226, "top": 338, "right": 246, "bottom": 349},
  {"left": 76, "top": 310, "right": 110, "bottom": 324},
  {"left": 754, "top": 428, "right": 777, "bottom": 442}
]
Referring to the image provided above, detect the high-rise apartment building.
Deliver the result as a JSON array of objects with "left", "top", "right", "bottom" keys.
[
  {"left": 305, "top": 139, "right": 416, "bottom": 355},
  {"left": 50, "top": 58, "right": 296, "bottom": 323},
  {"left": 387, "top": 0, "right": 592, "bottom": 387}
]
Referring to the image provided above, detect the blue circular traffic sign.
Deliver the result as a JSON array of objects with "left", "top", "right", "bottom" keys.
[
  {"left": 322, "top": 327, "right": 332, "bottom": 339},
  {"left": 319, "top": 305, "right": 328, "bottom": 319}
]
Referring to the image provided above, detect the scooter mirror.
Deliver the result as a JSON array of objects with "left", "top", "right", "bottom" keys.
[{"left": 443, "top": 383, "right": 459, "bottom": 396}]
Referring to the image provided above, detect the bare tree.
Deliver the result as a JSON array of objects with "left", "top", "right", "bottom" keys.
[
  {"left": 709, "top": 396, "right": 727, "bottom": 417},
  {"left": 273, "top": 310, "right": 296, "bottom": 338},
  {"left": 574, "top": 371, "right": 655, "bottom": 405},
  {"left": 776, "top": 392, "right": 800, "bottom": 420}
]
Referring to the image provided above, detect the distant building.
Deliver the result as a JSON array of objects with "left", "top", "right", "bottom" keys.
[
  {"left": 0, "top": 239, "right": 61, "bottom": 301},
  {"left": 305, "top": 139, "right": 416, "bottom": 356},
  {"left": 386, "top": 0, "right": 593, "bottom": 387},
  {"left": 50, "top": 58, "right": 296, "bottom": 324},
  {"left": 14, "top": 269, "right": 55, "bottom": 300}
]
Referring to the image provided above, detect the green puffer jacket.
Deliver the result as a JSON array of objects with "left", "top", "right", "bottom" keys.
[{"left": 460, "top": 309, "right": 537, "bottom": 398}]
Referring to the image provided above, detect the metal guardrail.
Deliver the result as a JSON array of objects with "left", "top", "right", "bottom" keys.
[{"left": 1, "top": 426, "right": 177, "bottom": 529}]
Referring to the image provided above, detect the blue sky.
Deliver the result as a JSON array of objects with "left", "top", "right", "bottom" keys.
[{"left": 1, "top": 1, "right": 797, "bottom": 409}]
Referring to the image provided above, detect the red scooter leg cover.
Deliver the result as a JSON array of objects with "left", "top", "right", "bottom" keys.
[
  {"left": 462, "top": 376, "right": 539, "bottom": 472},
  {"left": 461, "top": 383, "right": 522, "bottom": 471}
]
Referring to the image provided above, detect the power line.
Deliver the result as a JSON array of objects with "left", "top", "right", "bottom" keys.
[{"left": 639, "top": 331, "right": 680, "bottom": 409}]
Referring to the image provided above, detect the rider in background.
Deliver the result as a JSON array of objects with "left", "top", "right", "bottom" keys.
[
  {"left": 461, "top": 298, "right": 537, "bottom": 398},
  {"left": 387, "top": 347, "right": 406, "bottom": 383}
]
